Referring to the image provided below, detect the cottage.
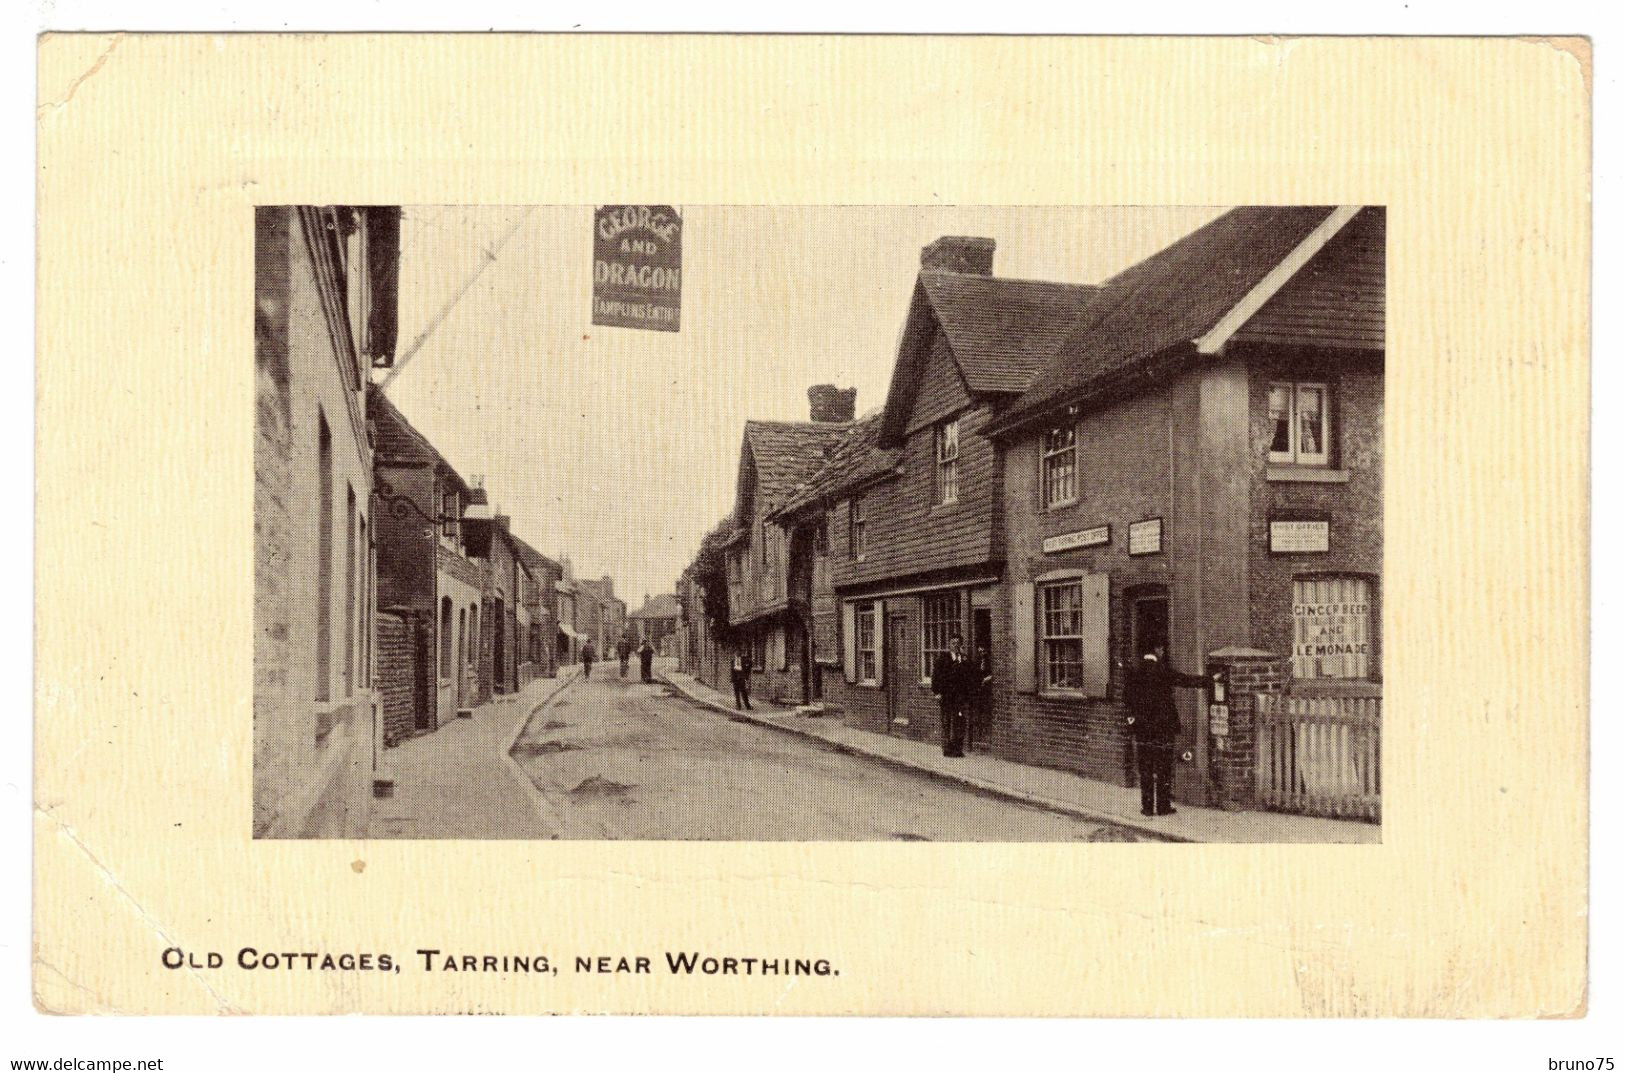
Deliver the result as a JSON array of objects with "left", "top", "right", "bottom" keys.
[
  {"left": 985, "top": 206, "right": 1384, "bottom": 815},
  {"left": 253, "top": 204, "right": 400, "bottom": 837},
  {"left": 794, "top": 237, "right": 1096, "bottom": 745},
  {"left": 721, "top": 388, "right": 856, "bottom": 705},
  {"left": 629, "top": 593, "right": 683, "bottom": 655}
]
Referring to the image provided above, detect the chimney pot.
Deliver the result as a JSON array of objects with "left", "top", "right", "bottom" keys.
[
  {"left": 921, "top": 236, "right": 995, "bottom": 275},
  {"left": 807, "top": 384, "right": 857, "bottom": 423}
]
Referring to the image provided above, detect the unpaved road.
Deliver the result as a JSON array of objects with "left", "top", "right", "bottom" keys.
[{"left": 511, "top": 665, "right": 1141, "bottom": 841}]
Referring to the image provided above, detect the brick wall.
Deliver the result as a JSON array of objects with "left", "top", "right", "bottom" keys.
[
  {"left": 376, "top": 610, "right": 418, "bottom": 746},
  {"left": 1245, "top": 353, "right": 1383, "bottom": 679},
  {"left": 1206, "top": 652, "right": 1285, "bottom": 810}
]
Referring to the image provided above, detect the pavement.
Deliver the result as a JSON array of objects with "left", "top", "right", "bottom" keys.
[
  {"left": 660, "top": 668, "right": 1380, "bottom": 844},
  {"left": 508, "top": 659, "right": 1134, "bottom": 841},
  {"left": 366, "top": 668, "right": 579, "bottom": 839}
]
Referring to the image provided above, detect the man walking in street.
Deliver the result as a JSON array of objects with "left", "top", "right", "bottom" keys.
[
  {"left": 617, "top": 636, "right": 632, "bottom": 678},
  {"left": 932, "top": 632, "right": 983, "bottom": 758},
  {"left": 730, "top": 648, "right": 753, "bottom": 711},
  {"left": 581, "top": 640, "right": 597, "bottom": 680},
  {"left": 639, "top": 639, "right": 656, "bottom": 683},
  {"left": 1122, "top": 646, "right": 1210, "bottom": 817}
]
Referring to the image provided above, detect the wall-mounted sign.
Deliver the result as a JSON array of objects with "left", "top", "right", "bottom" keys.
[
  {"left": 1208, "top": 703, "right": 1230, "bottom": 737},
  {"left": 1269, "top": 518, "right": 1330, "bottom": 554},
  {"left": 1128, "top": 517, "right": 1163, "bottom": 556},
  {"left": 592, "top": 205, "right": 681, "bottom": 332},
  {"left": 1042, "top": 525, "right": 1110, "bottom": 554}
]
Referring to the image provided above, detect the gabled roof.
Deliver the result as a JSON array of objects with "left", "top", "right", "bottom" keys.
[
  {"left": 878, "top": 272, "right": 1098, "bottom": 444},
  {"left": 509, "top": 534, "right": 561, "bottom": 578},
  {"left": 770, "top": 415, "right": 900, "bottom": 520},
  {"left": 991, "top": 206, "right": 1360, "bottom": 435},
  {"left": 367, "top": 385, "right": 471, "bottom": 494},
  {"left": 629, "top": 593, "right": 682, "bottom": 619},
  {"left": 738, "top": 419, "right": 855, "bottom": 517}
]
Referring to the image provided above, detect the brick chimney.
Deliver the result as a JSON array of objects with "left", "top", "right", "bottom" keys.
[
  {"left": 921, "top": 236, "right": 995, "bottom": 275},
  {"left": 808, "top": 384, "right": 857, "bottom": 423}
]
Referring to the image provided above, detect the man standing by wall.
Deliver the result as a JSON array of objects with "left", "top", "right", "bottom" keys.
[
  {"left": 1123, "top": 647, "right": 1210, "bottom": 816},
  {"left": 932, "top": 633, "right": 982, "bottom": 758}
]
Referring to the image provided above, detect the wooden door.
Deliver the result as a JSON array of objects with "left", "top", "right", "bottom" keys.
[{"left": 884, "top": 611, "right": 909, "bottom": 730}]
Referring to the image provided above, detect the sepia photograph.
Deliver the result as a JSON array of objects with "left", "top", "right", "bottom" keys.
[{"left": 255, "top": 203, "right": 1384, "bottom": 844}]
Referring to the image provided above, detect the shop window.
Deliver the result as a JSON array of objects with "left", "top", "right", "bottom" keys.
[
  {"left": 855, "top": 602, "right": 878, "bottom": 684},
  {"left": 751, "top": 630, "right": 768, "bottom": 672},
  {"left": 1268, "top": 382, "right": 1330, "bottom": 466},
  {"left": 1040, "top": 580, "right": 1086, "bottom": 691},
  {"left": 1041, "top": 424, "right": 1077, "bottom": 507},
  {"left": 1291, "top": 576, "right": 1374, "bottom": 680},
  {"left": 936, "top": 419, "right": 960, "bottom": 504},
  {"left": 920, "top": 592, "right": 961, "bottom": 680}
]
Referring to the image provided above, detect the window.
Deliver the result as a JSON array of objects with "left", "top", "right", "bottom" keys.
[
  {"left": 1040, "top": 581, "right": 1086, "bottom": 691},
  {"left": 441, "top": 489, "right": 459, "bottom": 539},
  {"left": 315, "top": 411, "right": 333, "bottom": 702},
  {"left": 920, "top": 592, "right": 961, "bottom": 679},
  {"left": 855, "top": 602, "right": 878, "bottom": 684},
  {"left": 1268, "top": 382, "right": 1330, "bottom": 466},
  {"left": 751, "top": 630, "right": 768, "bottom": 672},
  {"left": 936, "top": 419, "right": 960, "bottom": 504},
  {"left": 1042, "top": 424, "right": 1077, "bottom": 507},
  {"left": 850, "top": 497, "right": 867, "bottom": 560},
  {"left": 1291, "top": 576, "right": 1374, "bottom": 680}
]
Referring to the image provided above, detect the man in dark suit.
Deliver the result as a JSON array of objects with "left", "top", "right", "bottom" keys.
[
  {"left": 932, "top": 632, "right": 984, "bottom": 758},
  {"left": 1123, "top": 646, "right": 1210, "bottom": 816}
]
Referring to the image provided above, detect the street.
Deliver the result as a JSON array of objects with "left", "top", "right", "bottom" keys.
[{"left": 510, "top": 662, "right": 1141, "bottom": 841}]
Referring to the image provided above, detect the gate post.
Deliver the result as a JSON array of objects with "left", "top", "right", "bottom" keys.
[{"left": 1206, "top": 647, "right": 1285, "bottom": 812}]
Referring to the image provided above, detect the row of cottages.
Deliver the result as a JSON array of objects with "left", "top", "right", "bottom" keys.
[
  {"left": 711, "top": 210, "right": 1384, "bottom": 818},
  {"left": 254, "top": 204, "right": 401, "bottom": 838}
]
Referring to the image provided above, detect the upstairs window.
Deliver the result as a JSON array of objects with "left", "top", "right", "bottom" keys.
[
  {"left": 441, "top": 490, "right": 459, "bottom": 539},
  {"left": 850, "top": 497, "right": 867, "bottom": 560},
  {"left": 1268, "top": 382, "right": 1330, "bottom": 466},
  {"left": 936, "top": 419, "right": 960, "bottom": 504},
  {"left": 1042, "top": 424, "right": 1077, "bottom": 507}
]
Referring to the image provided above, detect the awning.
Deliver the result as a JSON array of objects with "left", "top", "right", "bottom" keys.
[{"left": 558, "top": 624, "right": 581, "bottom": 639}]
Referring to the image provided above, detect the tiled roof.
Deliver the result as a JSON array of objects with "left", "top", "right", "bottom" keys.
[
  {"left": 771, "top": 415, "right": 901, "bottom": 519},
  {"left": 994, "top": 206, "right": 1342, "bottom": 432},
  {"left": 629, "top": 593, "right": 682, "bottom": 619},
  {"left": 742, "top": 419, "right": 855, "bottom": 510},
  {"left": 367, "top": 385, "right": 471, "bottom": 493},
  {"left": 510, "top": 535, "right": 560, "bottom": 577},
  {"left": 919, "top": 272, "right": 1101, "bottom": 393}
]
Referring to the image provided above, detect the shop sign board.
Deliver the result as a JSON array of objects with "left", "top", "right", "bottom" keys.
[
  {"left": 1269, "top": 518, "right": 1330, "bottom": 553},
  {"left": 1042, "top": 525, "right": 1110, "bottom": 554},
  {"left": 1128, "top": 517, "right": 1163, "bottom": 556}
]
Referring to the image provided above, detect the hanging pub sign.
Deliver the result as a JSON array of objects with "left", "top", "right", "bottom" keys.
[{"left": 592, "top": 205, "right": 681, "bottom": 332}]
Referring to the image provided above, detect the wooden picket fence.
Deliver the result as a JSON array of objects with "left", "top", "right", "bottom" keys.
[{"left": 1255, "top": 693, "right": 1381, "bottom": 822}]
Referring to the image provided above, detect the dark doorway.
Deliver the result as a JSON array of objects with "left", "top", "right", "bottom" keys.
[
  {"left": 1132, "top": 593, "right": 1169, "bottom": 661},
  {"left": 413, "top": 618, "right": 433, "bottom": 731},
  {"left": 971, "top": 606, "right": 993, "bottom": 748},
  {"left": 492, "top": 598, "right": 506, "bottom": 692},
  {"left": 884, "top": 611, "right": 909, "bottom": 731}
]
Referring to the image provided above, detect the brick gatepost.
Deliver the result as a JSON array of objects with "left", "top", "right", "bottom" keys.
[{"left": 1206, "top": 647, "right": 1286, "bottom": 811}]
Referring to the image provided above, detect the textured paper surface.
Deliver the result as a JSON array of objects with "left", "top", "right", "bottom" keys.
[{"left": 34, "top": 34, "right": 1589, "bottom": 1016}]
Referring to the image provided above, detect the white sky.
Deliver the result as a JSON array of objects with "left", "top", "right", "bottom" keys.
[{"left": 380, "top": 205, "right": 1224, "bottom": 607}]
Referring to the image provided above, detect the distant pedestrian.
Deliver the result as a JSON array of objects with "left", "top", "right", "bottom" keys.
[
  {"left": 639, "top": 639, "right": 655, "bottom": 683},
  {"left": 617, "top": 637, "right": 633, "bottom": 678},
  {"left": 581, "top": 641, "right": 596, "bottom": 680},
  {"left": 730, "top": 649, "right": 753, "bottom": 710},
  {"left": 1121, "top": 646, "right": 1209, "bottom": 817},
  {"left": 931, "top": 632, "right": 982, "bottom": 757}
]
